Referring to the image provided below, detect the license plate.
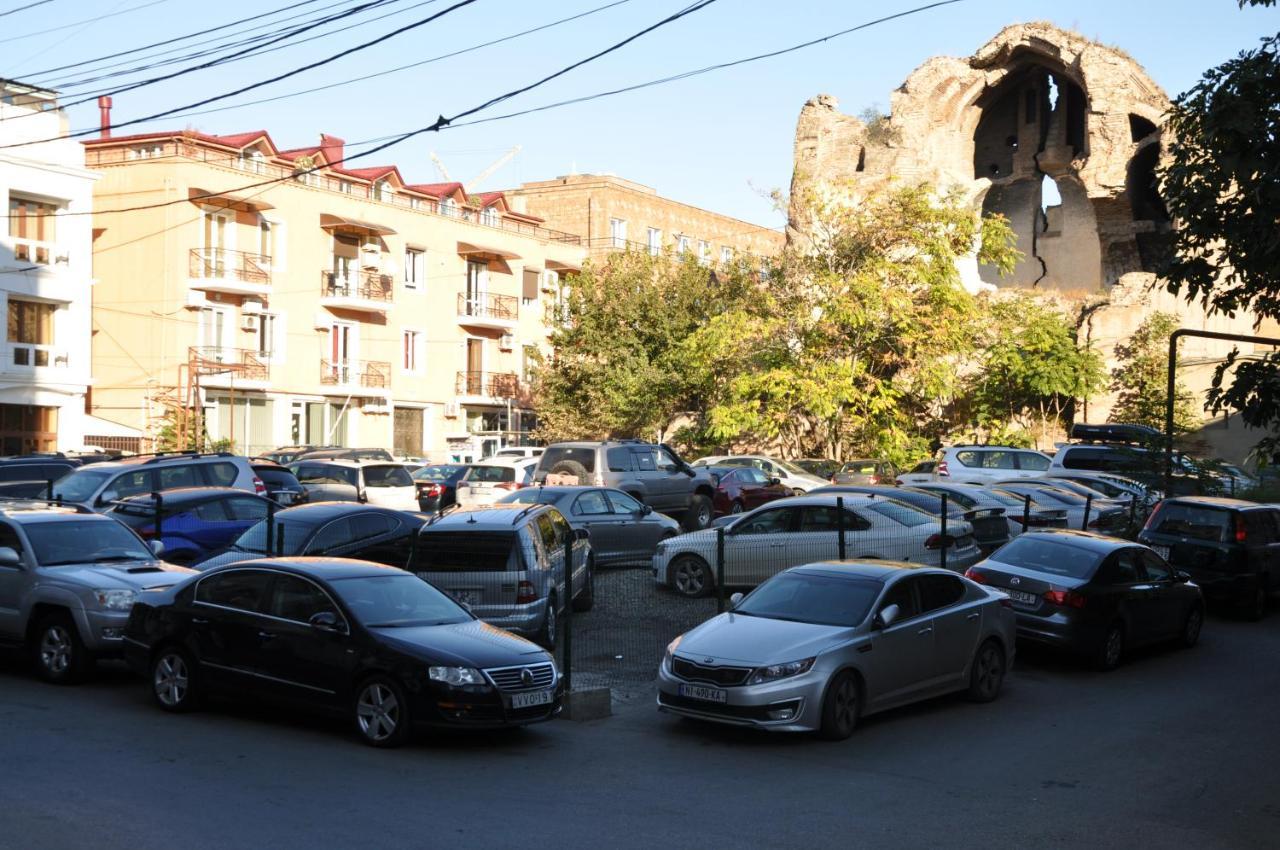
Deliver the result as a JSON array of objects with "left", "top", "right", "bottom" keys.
[
  {"left": 1152, "top": 545, "right": 1171, "bottom": 561},
  {"left": 510, "top": 689, "right": 553, "bottom": 709},
  {"left": 1000, "top": 587, "right": 1038, "bottom": 605},
  {"left": 446, "top": 588, "right": 481, "bottom": 607},
  {"left": 678, "top": 683, "right": 727, "bottom": 703}
]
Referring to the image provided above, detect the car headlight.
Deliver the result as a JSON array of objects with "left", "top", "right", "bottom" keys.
[
  {"left": 746, "top": 657, "right": 816, "bottom": 685},
  {"left": 93, "top": 589, "right": 138, "bottom": 611},
  {"left": 663, "top": 635, "right": 682, "bottom": 669},
  {"left": 655, "top": 541, "right": 667, "bottom": 556},
  {"left": 428, "top": 666, "right": 486, "bottom": 686}
]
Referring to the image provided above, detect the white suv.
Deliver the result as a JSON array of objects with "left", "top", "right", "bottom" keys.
[{"left": 933, "top": 446, "right": 1052, "bottom": 485}]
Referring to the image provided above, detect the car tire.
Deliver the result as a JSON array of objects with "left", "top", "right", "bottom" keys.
[
  {"left": 1243, "top": 581, "right": 1268, "bottom": 622},
  {"left": 572, "top": 561, "right": 595, "bottom": 612},
  {"left": 669, "top": 554, "right": 712, "bottom": 598},
  {"left": 31, "top": 612, "right": 90, "bottom": 684},
  {"left": 1095, "top": 622, "right": 1125, "bottom": 671},
  {"left": 792, "top": 488, "right": 806, "bottom": 497},
  {"left": 1179, "top": 604, "right": 1204, "bottom": 648},
  {"left": 684, "top": 494, "right": 713, "bottom": 532},
  {"left": 353, "top": 676, "right": 413, "bottom": 748},
  {"left": 965, "top": 640, "right": 1006, "bottom": 703},
  {"left": 151, "top": 645, "right": 200, "bottom": 712},
  {"left": 547, "top": 460, "right": 591, "bottom": 486},
  {"left": 537, "top": 594, "right": 558, "bottom": 650},
  {"left": 817, "top": 671, "right": 860, "bottom": 741},
  {"left": 730, "top": 500, "right": 745, "bottom": 515}
]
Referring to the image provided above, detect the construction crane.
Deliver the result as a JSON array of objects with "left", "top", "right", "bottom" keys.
[{"left": 429, "top": 145, "right": 521, "bottom": 191}]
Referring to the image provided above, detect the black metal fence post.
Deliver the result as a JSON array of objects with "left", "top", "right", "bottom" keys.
[
  {"left": 265, "top": 500, "right": 276, "bottom": 556},
  {"left": 275, "top": 522, "right": 285, "bottom": 557},
  {"left": 939, "top": 493, "right": 949, "bottom": 572},
  {"left": 1022, "top": 494, "right": 1031, "bottom": 531},
  {"left": 715, "top": 527, "right": 726, "bottom": 614},
  {"left": 1129, "top": 497, "right": 1137, "bottom": 532},
  {"left": 1082, "top": 494, "right": 1093, "bottom": 531},
  {"left": 151, "top": 492, "right": 163, "bottom": 545},
  {"left": 562, "top": 533, "right": 573, "bottom": 695},
  {"left": 836, "top": 496, "right": 847, "bottom": 561},
  {"left": 46, "top": 478, "right": 55, "bottom": 505}
]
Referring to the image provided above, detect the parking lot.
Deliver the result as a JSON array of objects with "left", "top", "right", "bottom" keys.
[{"left": 3, "top": 608, "right": 1277, "bottom": 850}]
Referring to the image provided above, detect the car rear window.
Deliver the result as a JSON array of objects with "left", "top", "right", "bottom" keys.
[
  {"left": 414, "top": 464, "right": 466, "bottom": 482},
  {"left": 415, "top": 530, "right": 520, "bottom": 572},
  {"left": 841, "top": 461, "right": 879, "bottom": 474},
  {"left": 467, "top": 465, "right": 517, "bottom": 483},
  {"left": 364, "top": 465, "right": 413, "bottom": 487},
  {"left": 863, "top": 500, "right": 935, "bottom": 527},
  {"left": 539, "top": 447, "right": 596, "bottom": 474},
  {"left": 990, "top": 536, "right": 1103, "bottom": 579},
  {"left": 255, "top": 468, "right": 300, "bottom": 488},
  {"left": 1147, "top": 503, "right": 1232, "bottom": 542}
]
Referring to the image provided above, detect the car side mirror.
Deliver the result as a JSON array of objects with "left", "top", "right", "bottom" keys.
[
  {"left": 639, "top": 504, "right": 653, "bottom": 516},
  {"left": 1175, "top": 570, "right": 1191, "bottom": 583},
  {"left": 874, "top": 603, "right": 901, "bottom": 630},
  {"left": 769, "top": 477, "right": 781, "bottom": 486},
  {"left": 574, "top": 527, "right": 590, "bottom": 541},
  {"left": 149, "top": 540, "right": 166, "bottom": 558},
  {"left": 98, "top": 489, "right": 119, "bottom": 506},
  {"left": 728, "top": 591, "right": 744, "bottom": 609},
  {"left": 0, "top": 546, "right": 20, "bottom": 567},
  {"left": 309, "top": 611, "right": 347, "bottom": 634},
  {"left": 357, "top": 489, "right": 368, "bottom": 503}
]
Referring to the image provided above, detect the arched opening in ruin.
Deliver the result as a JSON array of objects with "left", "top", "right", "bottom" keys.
[
  {"left": 1129, "top": 114, "right": 1158, "bottom": 143},
  {"left": 971, "top": 60, "right": 1087, "bottom": 180},
  {"left": 1126, "top": 144, "right": 1168, "bottom": 223}
]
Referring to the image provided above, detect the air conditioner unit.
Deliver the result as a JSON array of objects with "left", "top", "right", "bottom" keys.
[
  {"left": 362, "top": 399, "right": 389, "bottom": 414},
  {"left": 443, "top": 401, "right": 461, "bottom": 419},
  {"left": 499, "top": 333, "right": 515, "bottom": 351},
  {"left": 241, "top": 314, "right": 259, "bottom": 332},
  {"left": 540, "top": 271, "right": 558, "bottom": 292},
  {"left": 241, "top": 299, "right": 264, "bottom": 314},
  {"left": 185, "top": 290, "right": 209, "bottom": 309}
]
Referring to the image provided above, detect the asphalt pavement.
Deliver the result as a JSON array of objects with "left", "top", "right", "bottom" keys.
[{"left": 2, "top": 609, "right": 1278, "bottom": 850}]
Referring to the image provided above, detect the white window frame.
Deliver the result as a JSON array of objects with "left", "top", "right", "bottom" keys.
[
  {"left": 404, "top": 247, "right": 425, "bottom": 289},
  {"left": 401, "top": 328, "right": 423, "bottom": 374},
  {"left": 647, "top": 227, "right": 661, "bottom": 256},
  {"left": 609, "top": 217, "right": 628, "bottom": 248},
  {"left": 720, "top": 246, "right": 733, "bottom": 265},
  {"left": 255, "top": 311, "right": 286, "bottom": 364},
  {"left": 697, "top": 240, "right": 710, "bottom": 266},
  {"left": 676, "top": 235, "right": 690, "bottom": 255}
]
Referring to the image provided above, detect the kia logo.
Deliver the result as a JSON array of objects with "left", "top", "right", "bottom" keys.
[{"left": 520, "top": 668, "right": 534, "bottom": 686}]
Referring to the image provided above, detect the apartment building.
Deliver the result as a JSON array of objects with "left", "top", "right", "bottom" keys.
[
  {"left": 0, "top": 80, "right": 97, "bottom": 453},
  {"left": 506, "top": 173, "right": 785, "bottom": 264},
  {"left": 84, "top": 128, "right": 584, "bottom": 461}
]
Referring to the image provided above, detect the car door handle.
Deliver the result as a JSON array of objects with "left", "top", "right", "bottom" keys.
[
  {"left": 257, "top": 630, "right": 276, "bottom": 642},
  {"left": 191, "top": 617, "right": 208, "bottom": 626},
  {"left": 917, "top": 626, "right": 933, "bottom": 635},
  {"left": 966, "top": 613, "right": 980, "bottom": 620}
]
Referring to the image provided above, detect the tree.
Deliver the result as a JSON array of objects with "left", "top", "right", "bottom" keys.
[
  {"left": 1109, "top": 312, "right": 1201, "bottom": 432},
  {"left": 1161, "top": 0, "right": 1280, "bottom": 448}
]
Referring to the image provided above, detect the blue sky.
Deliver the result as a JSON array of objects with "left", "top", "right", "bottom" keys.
[{"left": 8, "top": 0, "right": 1276, "bottom": 226}]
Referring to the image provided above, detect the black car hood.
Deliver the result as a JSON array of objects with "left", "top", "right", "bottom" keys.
[{"left": 370, "top": 619, "right": 547, "bottom": 668}]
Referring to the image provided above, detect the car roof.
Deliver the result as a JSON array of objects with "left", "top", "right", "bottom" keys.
[
  {"left": 274, "top": 502, "right": 401, "bottom": 521},
  {"left": 1161, "top": 495, "right": 1267, "bottom": 509},
  {"left": 749, "top": 493, "right": 880, "bottom": 507},
  {"left": 469, "top": 456, "right": 537, "bottom": 468},
  {"left": 112, "top": 487, "right": 253, "bottom": 505},
  {"left": 2, "top": 507, "right": 115, "bottom": 524},
  {"left": 201, "top": 556, "right": 405, "bottom": 581},
  {"left": 788, "top": 560, "right": 944, "bottom": 581},
  {"left": 421, "top": 504, "right": 552, "bottom": 530},
  {"left": 1011, "top": 529, "right": 1135, "bottom": 552}
]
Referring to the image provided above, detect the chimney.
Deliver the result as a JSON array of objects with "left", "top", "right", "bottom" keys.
[
  {"left": 319, "top": 133, "right": 344, "bottom": 165},
  {"left": 97, "top": 96, "right": 112, "bottom": 138}
]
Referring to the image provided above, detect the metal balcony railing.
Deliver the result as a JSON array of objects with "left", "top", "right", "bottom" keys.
[
  {"left": 321, "top": 269, "right": 393, "bottom": 303},
  {"left": 457, "top": 292, "right": 518, "bottom": 322},
  {"left": 189, "top": 248, "right": 272, "bottom": 283},
  {"left": 321, "top": 359, "right": 391, "bottom": 388},
  {"left": 456, "top": 370, "right": 520, "bottom": 398},
  {"left": 188, "top": 346, "right": 270, "bottom": 381}
]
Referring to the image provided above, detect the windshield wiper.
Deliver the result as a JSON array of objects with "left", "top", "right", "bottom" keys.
[{"left": 93, "top": 554, "right": 151, "bottom": 562}]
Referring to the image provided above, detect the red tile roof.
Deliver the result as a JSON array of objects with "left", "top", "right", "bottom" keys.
[
  {"left": 404, "top": 181, "right": 465, "bottom": 198},
  {"left": 208, "top": 130, "right": 273, "bottom": 150}
]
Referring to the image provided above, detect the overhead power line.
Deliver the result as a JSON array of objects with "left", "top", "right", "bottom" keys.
[
  {"left": 0, "top": 0, "right": 172, "bottom": 45},
  {"left": 0, "top": 0, "right": 57, "bottom": 19}
]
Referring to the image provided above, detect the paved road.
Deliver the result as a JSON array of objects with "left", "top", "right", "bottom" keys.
[{"left": 2, "top": 611, "right": 1278, "bottom": 850}]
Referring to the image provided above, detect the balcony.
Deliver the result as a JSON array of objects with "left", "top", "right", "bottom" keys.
[
  {"left": 456, "top": 370, "right": 520, "bottom": 404},
  {"left": 188, "top": 346, "right": 270, "bottom": 389},
  {"left": 320, "top": 270, "right": 393, "bottom": 314},
  {"left": 3, "top": 343, "right": 73, "bottom": 381},
  {"left": 321, "top": 359, "right": 391, "bottom": 396},
  {"left": 188, "top": 248, "right": 272, "bottom": 297},
  {"left": 456, "top": 292, "right": 518, "bottom": 331}
]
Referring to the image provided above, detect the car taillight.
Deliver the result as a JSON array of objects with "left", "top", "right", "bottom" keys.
[
  {"left": 420, "top": 483, "right": 442, "bottom": 497},
  {"left": 1043, "top": 589, "right": 1087, "bottom": 609},
  {"left": 964, "top": 567, "right": 986, "bottom": 583},
  {"left": 924, "top": 533, "right": 956, "bottom": 550},
  {"left": 1141, "top": 501, "right": 1164, "bottom": 532},
  {"left": 495, "top": 481, "right": 523, "bottom": 491},
  {"left": 1235, "top": 515, "right": 1247, "bottom": 543},
  {"left": 252, "top": 476, "right": 266, "bottom": 494},
  {"left": 936, "top": 461, "right": 949, "bottom": 478},
  {"left": 869, "top": 475, "right": 879, "bottom": 484},
  {"left": 516, "top": 580, "right": 537, "bottom": 604}
]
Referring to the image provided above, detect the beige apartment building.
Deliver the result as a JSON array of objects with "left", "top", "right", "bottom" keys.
[
  {"left": 507, "top": 173, "right": 784, "bottom": 264},
  {"left": 84, "top": 129, "right": 584, "bottom": 460}
]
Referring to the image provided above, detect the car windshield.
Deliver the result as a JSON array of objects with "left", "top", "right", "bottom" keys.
[
  {"left": 51, "top": 468, "right": 111, "bottom": 503},
  {"left": 734, "top": 572, "right": 880, "bottom": 627},
  {"left": 840, "top": 461, "right": 879, "bottom": 474},
  {"left": 25, "top": 519, "right": 153, "bottom": 566},
  {"left": 988, "top": 489, "right": 1034, "bottom": 507},
  {"left": 863, "top": 500, "right": 936, "bottom": 527},
  {"left": 234, "top": 518, "right": 316, "bottom": 554},
  {"left": 989, "top": 536, "right": 1102, "bottom": 579},
  {"left": 330, "top": 574, "right": 470, "bottom": 627},
  {"left": 772, "top": 459, "right": 810, "bottom": 476},
  {"left": 255, "top": 468, "right": 299, "bottom": 488},
  {"left": 497, "top": 489, "right": 559, "bottom": 505},
  {"left": 414, "top": 464, "right": 465, "bottom": 483},
  {"left": 364, "top": 465, "right": 413, "bottom": 487},
  {"left": 1147, "top": 503, "right": 1232, "bottom": 542}
]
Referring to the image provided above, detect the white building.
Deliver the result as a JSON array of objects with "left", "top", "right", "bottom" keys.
[{"left": 0, "top": 80, "right": 97, "bottom": 453}]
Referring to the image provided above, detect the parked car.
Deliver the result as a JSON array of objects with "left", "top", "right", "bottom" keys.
[
  {"left": 413, "top": 504, "right": 591, "bottom": 648},
  {"left": 1048, "top": 443, "right": 1208, "bottom": 495},
  {"left": 489, "top": 447, "right": 545, "bottom": 460},
  {"left": 830, "top": 459, "right": 897, "bottom": 486},
  {"left": 260, "top": 446, "right": 338, "bottom": 465},
  {"left": 106, "top": 487, "right": 275, "bottom": 565},
  {"left": 534, "top": 441, "right": 717, "bottom": 532},
  {"left": 50, "top": 452, "right": 265, "bottom": 510},
  {"left": 193, "top": 503, "right": 425, "bottom": 571},
  {"left": 1138, "top": 497, "right": 1280, "bottom": 620},
  {"left": 455, "top": 458, "right": 539, "bottom": 509},
  {"left": 293, "top": 447, "right": 394, "bottom": 462},
  {"left": 0, "top": 505, "right": 191, "bottom": 683},
  {"left": 990, "top": 483, "right": 1128, "bottom": 534},
  {"left": 932, "top": 445, "right": 1052, "bottom": 485},
  {"left": 124, "top": 559, "right": 562, "bottom": 747},
  {"left": 705, "top": 466, "right": 792, "bottom": 516},
  {"left": 252, "top": 461, "right": 308, "bottom": 507},
  {"left": 289, "top": 460, "right": 418, "bottom": 511},
  {"left": 896, "top": 460, "right": 937, "bottom": 486},
  {"left": 913, "top": 482, "right": 1070, "bottom": 536},
  {"left": 413, "top": 463, "right": 470, "bottom": 512},
  {"left": 692, "top": 455, "right": 828, "bottom": 495},
  {"left": 793, "top": 459, "right": 840, "bottom": 480},
  {"left": 0, "top": 455, "right": 80, "bottom": 498},
  {"left": 1211, "top": 460, "right": 1258, "bottom": 496},
  {"left": 995, "top": 477, "right": 1128, "bottom": 512},
  {"left": 653, "top": 494, "right": 982, "bottom": 598},
  {"left": 1048, "top": 471, "right": 1159, "bottom": 514},
  {"left": 966, "top": 531, "right": 1204, "bottom": 669},
  {"left": 495, "top": 486, "right": 681, "bottom": 566},
  {"left": 657, "top": 561, "right": 1014, "bottom": 739},
  {"left": 811, "top": 485, "right": 1010, "bottom": 553}
]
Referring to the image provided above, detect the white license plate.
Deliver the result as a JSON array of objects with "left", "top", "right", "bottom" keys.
[
  {"left": 678, "top": 683, "right": 727, "bottom": 703},
  {"left": 510, "top": 689, "right": 553, "bottom": 709},
  {"left": 447, "top": 588, "right": 481, "bottom": 607},
  {"left": 1152, "top": 545, "right": 1171, "bottom": 561},
  {"left": 1000, "top": 587, "right": 1038, "bottom": 605}
]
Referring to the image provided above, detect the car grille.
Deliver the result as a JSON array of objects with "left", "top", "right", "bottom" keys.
[
  {"left": 484, "top": 662, "right": 556, "bottom": 692},
  {"left": 672, "top": 657, "right": 751, "bottom": 686}
]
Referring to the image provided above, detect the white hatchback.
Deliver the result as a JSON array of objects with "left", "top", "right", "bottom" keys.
[{"left": 455, "top": 457, "right": 539, "bottom": 509}]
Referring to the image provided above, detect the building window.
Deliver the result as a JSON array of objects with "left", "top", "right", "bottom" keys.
[
  {"left": 402, "top": 330, "right": 420, "bottom": 372},
  {"left": 9, "top": 195, "right": 57, "bottom": 265},
  {"left": 720, "top": 246, "right": 733, "bottom": 265},
  {"left": 480, "top": 207, "right": 498, "bottom": 227},
  {"left": 697, "top": 240, "right": 710, "bottom": 266},
  {"left": 374, "top": 179, "right": 393, "bottom": 202},
  {"left": 404, "top": 248, "right": 424, "bottom": 288},
  {"left": 338, "top": 181, "right": 353, "bottom": 195},
  {"left": 7, "top": 298, "right": 56, "bottom": 366},
  {"left": 522, "top": 344, "right": 539, "bottom": 383},
  {"left": 408, "top": 196, "right": 423, "bottom": 210},
  {"left": 255, "top": 312, "right": 278, "bottom": 360},
  {"left": 258, "top": 219, "right": 274, "bottom": 262},
  {"left": 647, "top": 227, "right": 661, "bottom": 256},
  {"left": 440, "top": 197, "right": 456, "bottom": 217},
  {"left": 676, "top": 235, "right": 690, "bottom": 255},
  {"left": 128, "top": 145, "right": 164, "bottom": 160},
  {"left": 609, "top": 217, "right": 628, "bottom": 248},
  {"left": 239, "top": 150, "right": 265, "bottom": 174}
]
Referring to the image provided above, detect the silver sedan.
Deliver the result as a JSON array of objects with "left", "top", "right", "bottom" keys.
[{"left": 656, "top": 561, "right": 1015, "bottom": 739}]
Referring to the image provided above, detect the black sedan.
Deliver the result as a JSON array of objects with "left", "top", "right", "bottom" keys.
[
  {"left": 494, "top": 485, "right": 682, "bottom": 566},
  {"left": 124, "top": 559, "right": 562, "bottom": 746},
  {"left": 413, "top": 463, "right": 470, "bottom": 512},
  {"left": 965, "top": 531, "right": 1204, "bottom": 670},
  {"left": 252, "top": 461, "right": 308, "bottom": 507}
]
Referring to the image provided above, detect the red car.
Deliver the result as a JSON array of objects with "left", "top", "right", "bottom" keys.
[{"left": 708, "top": 466, "right": 792, "bottom": 516}]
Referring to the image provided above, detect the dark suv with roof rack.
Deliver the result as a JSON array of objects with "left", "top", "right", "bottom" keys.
[{"left": 50, "top": 452, "right": 264, "bottom": 510}]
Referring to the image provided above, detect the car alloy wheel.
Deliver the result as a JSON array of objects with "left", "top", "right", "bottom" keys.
[
  {"left": 819, "top": 672, "right": 859, "bottom": 740},
  {"left": 671, "top": 556, "right": 710, "bottom": 598},
  {"left": 697, "top": 502, "right": 712, "bottom": 528},
  {"left": 1098, "top": 624, "right": 1124, "bottom": 671},
  {"left": 153, "top": 651, "right": 190, "bottom": 709},
  {"left": 542, "top": 598, "right": 557, "bottom": 647},
  {"left": 967, "top": 641, "right": 1005, "bottom": 702},
  {"left": 356, "top": 681, "right": 402, "bottom": 745},
  {"left": 40, "top": 624, "right": 73, "bottom": 676},
  {"left": 730, "top": 501, "right": 744, "bottom": 515},
  {"left": 1181, "top": 606, "right": 1203, "bottom": 648}
]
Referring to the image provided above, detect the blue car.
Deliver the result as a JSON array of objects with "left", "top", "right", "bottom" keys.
[{"left": 106, "top": 487, "right": 275, "bottom": 565}]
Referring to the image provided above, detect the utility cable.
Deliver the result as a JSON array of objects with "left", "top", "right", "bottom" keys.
[
  {"left": 0, "top": 0, "right": 56, "bottom": 20},
  {"left": 0, "top": 0, "right": 172, "bottom": 45}
]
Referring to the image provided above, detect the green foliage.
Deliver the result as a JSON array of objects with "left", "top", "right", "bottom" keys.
[
  {"left": 1109, "top": 312, "right": 1201, "bottom": 432},
  {"left": 858, "top": 105, "right": 900, "bottom": 146}
]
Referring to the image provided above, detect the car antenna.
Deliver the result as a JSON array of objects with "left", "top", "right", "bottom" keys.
[{"left": 466, "top": 512, "right": 477, "bottom": 524}]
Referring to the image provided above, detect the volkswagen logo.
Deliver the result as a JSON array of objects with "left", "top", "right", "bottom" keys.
[
  {"left": 520, "top": 668, "right": 535, "bottom": 686},
  {"left": 1009, "top": 577, "right": 1021, "bottom": 586}
]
